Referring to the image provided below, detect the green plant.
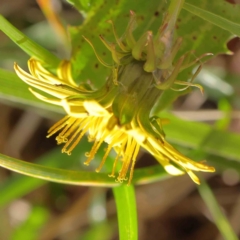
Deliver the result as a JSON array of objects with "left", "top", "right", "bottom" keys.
[{"left": 0, "top": 0, "right": 240, "bottom": 239}]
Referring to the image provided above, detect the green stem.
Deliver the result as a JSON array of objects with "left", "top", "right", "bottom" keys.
[
  {"left": 113, "top": 185, "right": 138, "bottom": 240},
  {"left": 0, "top": 15, "right": 61, "bottom": 68}
]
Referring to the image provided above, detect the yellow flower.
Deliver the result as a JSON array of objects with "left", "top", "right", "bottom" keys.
[{"left": 14, "top": 11, "right": 215, "bottom": 185}]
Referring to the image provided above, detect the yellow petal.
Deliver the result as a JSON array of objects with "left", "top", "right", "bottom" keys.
[
  {"left": 84, "top": 100, "right": 109, "bottom": 116},
  {"left": 29, "top": 88, "right": 63, "bottom": 106},
  {"left": 164, "top": 164, "right": 184, "bottom": 176},
  {"left": 61, "top": 99, "right": 88, "bottom": 117},
  {"left": 57, "top": 60, "right": 78, "bottom": 87},
  {"left": 185, "top": 169, "right": 201, "bottom": 185}
]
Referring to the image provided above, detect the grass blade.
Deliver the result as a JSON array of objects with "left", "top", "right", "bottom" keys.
[
  {"left": 183, "top": 2, "right": 240, "bottom": 36},
  {"left": 198, "top": 179, "right": 238, "bottom": 240}
]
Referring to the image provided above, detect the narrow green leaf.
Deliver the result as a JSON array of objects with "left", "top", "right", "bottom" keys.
[
  {"left": 0, "top": 15, "right": 61, "bottom": 68},
  {"left": 0, "top": 153, "right": 119, "bottom": 187},
  {"left": 198, "top": 179, "right": 238, "bottom": 240},
  {"left": 0, "top": 157, "right": 168, "bottom": 208},
  {"left": 113, "top": 185, "right": 138, "bottom": 240},
  {"left": 183, "top": 2, "right": 240, "bottom": 36},
  {"left": 0, "top": 150, "right": 170, "bottom": 189}
]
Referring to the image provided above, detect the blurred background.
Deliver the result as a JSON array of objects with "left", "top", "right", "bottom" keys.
[{"left": 0, "top": 0, "right": 240, "bottom": 239}]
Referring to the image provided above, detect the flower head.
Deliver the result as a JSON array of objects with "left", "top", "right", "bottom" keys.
[{"left": 14, "top": 10, "right": 215, "bottom": 184}]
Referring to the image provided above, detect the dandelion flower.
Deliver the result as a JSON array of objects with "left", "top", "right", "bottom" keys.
[{"left": 14, "top": 11, "right": 215, "bottom": 184}]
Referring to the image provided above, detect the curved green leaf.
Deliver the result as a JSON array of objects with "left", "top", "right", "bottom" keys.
[
  {"left": 0, "top": 143, "right": 90, "bottom": 207},
  {"left": 0, "top": 151, "right": 169, "bottom": 188},
  {"left": 0, "top": 153, "right": 119, "bottom": 187},
  {"left": 0, "top": 132, "right": 167, "bottom": 208}
]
